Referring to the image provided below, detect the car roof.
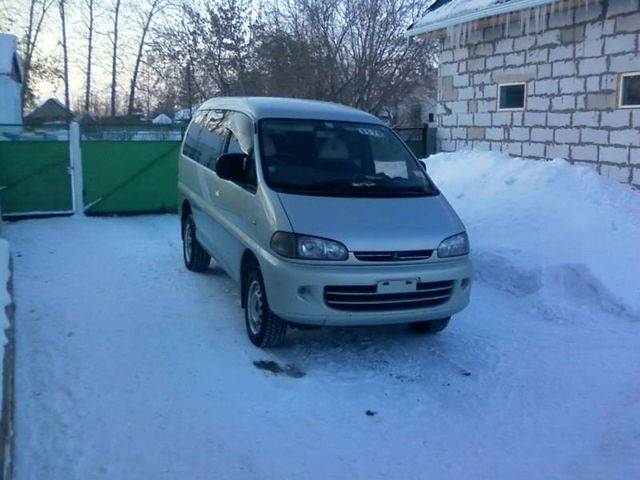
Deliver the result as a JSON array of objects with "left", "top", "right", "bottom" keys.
[{"left": 197, "top": 97, "right": 384, "bottom": 125}]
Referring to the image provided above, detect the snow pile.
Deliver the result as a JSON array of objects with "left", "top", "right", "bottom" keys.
[{"left": 426, "top": 150, "right": 640, "bottom": 319}]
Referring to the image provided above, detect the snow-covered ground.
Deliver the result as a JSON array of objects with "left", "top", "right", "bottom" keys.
[
  {"left": 0, "top": 236, "right": 10, "bottom": 418},
  {"left": 3, "top": 151, "right": 640, "bottom": 479}
]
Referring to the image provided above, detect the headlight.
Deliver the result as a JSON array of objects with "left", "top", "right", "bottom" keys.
[
  {"left": 437, "top": 232, "right": 469, "bottom": 258},
  {"left": 270, "top": 232, "right": 348, "bottom": 260}
]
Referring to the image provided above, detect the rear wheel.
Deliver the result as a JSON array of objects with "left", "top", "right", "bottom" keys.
[
  {"left": 409, "top": 317, "right": 450, "bottom": 334},
  {"left": 245, "top": 270, "right": 287, "bottom": 347},
  {"left": 182, "top": 214, "right": 210, "bottom": 272}
]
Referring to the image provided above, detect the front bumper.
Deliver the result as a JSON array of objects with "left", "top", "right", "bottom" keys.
[{"left": 259, "top": 251, "right": 472, "bottom": 326}]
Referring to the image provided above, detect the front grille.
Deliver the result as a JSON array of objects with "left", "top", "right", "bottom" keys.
[
  {"left": 353, "top": 250, "right": 433, "bottom": 262},
  {"left": 324, "top": 280, "right": 454, "bottom": 312}
]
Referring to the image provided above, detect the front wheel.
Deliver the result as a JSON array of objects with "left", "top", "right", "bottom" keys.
[
  {"left": 182, "top": 214, "right": 211, "bottom": 272},
  {"left": 245, "top": 270, "right": 287, "bottom": 347},
  {"left": 409, "top": 317, "right": 450, "bottom": 334}
]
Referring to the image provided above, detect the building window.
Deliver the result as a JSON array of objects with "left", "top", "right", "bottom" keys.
[
  {"left": 619, "top": 72, "right": 640, "bottom": 108},
  {"left": 498, "top": 83, "right": 526, "bottom": 111}
]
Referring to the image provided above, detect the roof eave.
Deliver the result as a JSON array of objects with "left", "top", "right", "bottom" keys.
[{"left": 405, "top": 0, "right": 556, "bottom": 37}]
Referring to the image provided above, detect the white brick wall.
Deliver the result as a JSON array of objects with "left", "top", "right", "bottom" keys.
[
  {"left": 599, "top": 146, "right": 629, "bottom": 164},
  {"left": 581, "top": 128, "right": 608, "bottom": 144},
  {"left": 610, "top": 129, "right": 640, "bottom": 146},
  {"left": 600, "top": 164, "right": 631, "bottom": 183},
  {"left": 572, "top": 145, "right": 598, "bottom": 161},
  {"left": 555, "top": 128, "right": 580, "bottom": 144},
  {"left": 572, "top": 111, "right": 599, "bottom": 126},
  {"left": 435, "top": 0, "right": 640, "bottom": 186},
  {"left": 532, "top": 128, "right": 553, "bottom": 142}
]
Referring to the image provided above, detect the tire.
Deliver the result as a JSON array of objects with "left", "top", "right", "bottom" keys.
[
  {"left": 245, "top": 270, "right": 287, "bottom": 348},
  {"left": 182, "top": 214, "right": 211, "bottom": 272},
  {"left": 409, "top": 317, "right": 451, "bottom": 334}
]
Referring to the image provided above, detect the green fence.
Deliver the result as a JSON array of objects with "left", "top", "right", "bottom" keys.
[
  {"left": 1, "top": 123, "right": 437, "bottom": 217},
  {"left": 394, "top": 126, "right": 437, "bottom": 158},
  {"left": 0, "top": 125, "right": 73, "bottom": 216},
  {"left": 82, "top": 141, "right": 180, "bottom": 214}
]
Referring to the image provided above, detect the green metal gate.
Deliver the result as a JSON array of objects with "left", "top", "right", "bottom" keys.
[
  {"left": 80, "top": 125, "right": 182, "bottom": 214},
  {"left": 0, "top": 125, "right": 73, "bottom": 216}
]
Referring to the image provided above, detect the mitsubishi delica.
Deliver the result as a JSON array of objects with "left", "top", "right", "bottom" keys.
[{"left": 178, "top": 97, "right": 471, "bottom": 347}]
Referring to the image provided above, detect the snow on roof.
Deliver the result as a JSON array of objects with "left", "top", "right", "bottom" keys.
[
  {"left": 152, "top": 113, "right": 172, "bottom": 125},
  {"left": 407, "top": 0, "right": 556, "bottom": 36},
  {"left": 0, "top": 33, "right": 17, "bottom": 75},
  {"left": 26, "top": 98, "right": 68, "bottom": 116}
]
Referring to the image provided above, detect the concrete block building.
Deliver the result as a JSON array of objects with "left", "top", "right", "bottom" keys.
[
  {"left": 0, "top": 33, "right": 23, "bottom": 125},
  {"left": 407, "top": 0, "right": 640, "bottom": 186}
]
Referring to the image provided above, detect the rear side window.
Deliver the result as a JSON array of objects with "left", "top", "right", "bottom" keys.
[
  {"left": 182, "top": 110, "right": 227, "bottom": 170},
  {"left": 182, "top": 110, "right": 207, "bottom": 162}
]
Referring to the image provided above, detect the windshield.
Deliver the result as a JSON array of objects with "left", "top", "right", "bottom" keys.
[{"left": 258, "top": 119, "right": 436, "bottom": 197}]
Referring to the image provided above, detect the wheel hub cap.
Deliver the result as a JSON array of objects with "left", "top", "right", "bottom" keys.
[
  {"left": 247, "top": 281, "right": 263, "bottom": 335},
  {"left": 184, "top": 222, "right": 193, "bottom": 263}
]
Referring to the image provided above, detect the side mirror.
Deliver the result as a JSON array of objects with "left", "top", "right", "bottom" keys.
[
  {"left": 216, "top": 153, "right": 248, "bottom": 182},
  {"left": 418, "top": 159, "right": 427, "bottom": 172}
]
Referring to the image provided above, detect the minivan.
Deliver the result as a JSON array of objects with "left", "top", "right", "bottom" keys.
[{"left": 178, "top": 97, "right": 471, "bottom": 347}]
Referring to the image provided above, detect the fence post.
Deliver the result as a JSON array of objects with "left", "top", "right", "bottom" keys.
[
  {"left": 69, "top": 122, "right": 85, "bottom": 216},
  {"left": 422, "top": 123, "right": 429, "bottom": 158}
]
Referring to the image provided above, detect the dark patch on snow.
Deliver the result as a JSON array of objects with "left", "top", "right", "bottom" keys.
[{"left": 253, "top": 360, "right": 305, "bottom": 378}]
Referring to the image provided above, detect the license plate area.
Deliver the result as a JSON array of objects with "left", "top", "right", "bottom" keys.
[{"left": 377, "top": 279, "right": 418, "bottom": 294}]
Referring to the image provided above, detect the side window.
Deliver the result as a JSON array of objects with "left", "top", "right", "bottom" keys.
[
  {"left": 224, "top": 112, "right": 257, "bottom": 190},
  {"left": 226, "top": 134, "right": 244, "bottom": 154},
  {"left": 182, "top": 110, "right": 207, "bottom": 162},
  {"left": 225, "top": 111, "right": 254, "bottom": 155},
  {"left": 199, "top": 110, "right": 226, "bottom": 170}
]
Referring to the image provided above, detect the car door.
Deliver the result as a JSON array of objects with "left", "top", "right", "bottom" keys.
[
  {"left": 209, "top": 111, "right": 259, "bottom": 281},
  {"left": 189, "top": 109, "right": 227, "bottom": 259}
]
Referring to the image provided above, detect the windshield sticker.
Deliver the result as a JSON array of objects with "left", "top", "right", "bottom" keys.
[{"left": 358, "top": 128, "right": 384, "bottom": 137}]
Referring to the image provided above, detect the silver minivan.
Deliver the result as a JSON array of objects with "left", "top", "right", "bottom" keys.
[{"left": 178, "top": 97, "right": 471, "bottom": 347}]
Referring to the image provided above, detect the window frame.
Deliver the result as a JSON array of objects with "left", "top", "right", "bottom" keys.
[
  {"left": 618, "top": 71, "right": 640, "bottom": 109},
  {"left": 497, "top": 82, "right": 527, "bottom": 112}
]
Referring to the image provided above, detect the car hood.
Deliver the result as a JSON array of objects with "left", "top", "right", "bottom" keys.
[{"left": 277, "top": 193, "right": 465, "bottom": 251}]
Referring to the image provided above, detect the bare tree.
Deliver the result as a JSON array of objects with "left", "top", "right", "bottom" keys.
[
  {"left": 152, "top": 0, "right": 262, "bottom": 103},
  {"left": 127, "top": 0, "right": 168, "bottom": 114},
  {"left": 83, "top": 0, "right": 96, "bottom": 111},
  {"left": 58, "top": 0, "right": 70, "bottom": 110},
  {"left": 109, "top": 0, "right": 122, "bottom": 116},
  {"left": 21, "top": 0, "right": 55, "bottom": 106},
  {"left": 272, "top": 0, "right": 435, "bottom": 115}
]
